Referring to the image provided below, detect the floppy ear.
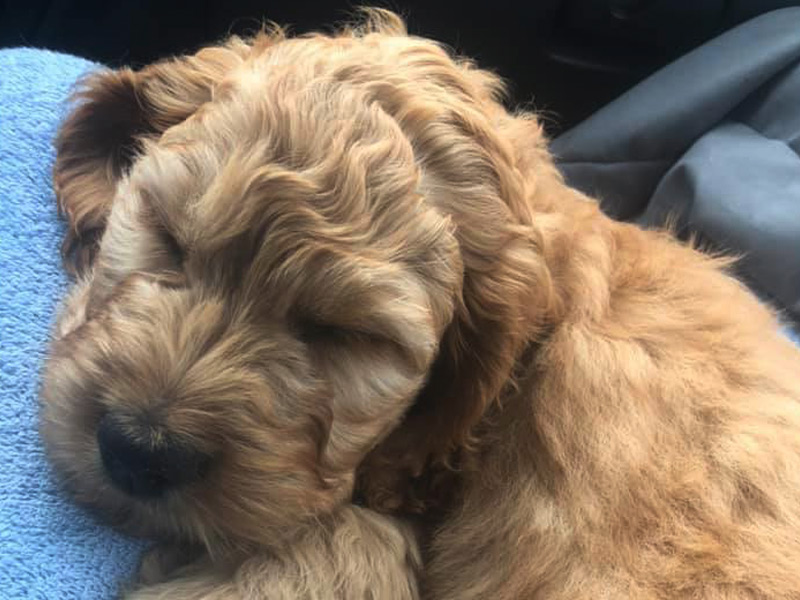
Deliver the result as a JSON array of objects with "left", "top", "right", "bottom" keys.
[
  {"left": 415, "top": 117, "right": 572, "bottom": 466},
  {"left": 53, "top": 39, "right": 256, "bottom": 274},
  {"left": 356, "top": 224, "right": 554, "bottom": 512},
  {"left": 354, "top": 104, "right": 564, "bottom": 513}
]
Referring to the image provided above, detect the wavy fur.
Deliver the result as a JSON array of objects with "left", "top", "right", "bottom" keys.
[{"left": 42, "top": 9, "right": 800, "bottom": 599}]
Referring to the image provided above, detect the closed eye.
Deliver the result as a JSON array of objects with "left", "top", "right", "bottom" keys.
[
  {"left": 138, "top": 189, "right": 185, "bottom": 274},
  {"left": 294, "top": 318, "right": 352, "bottom": 345},
  {"left": 144, "top": 225, "right": 187, "bottom": 289},
  {"left": 292, "top": 313, "right": 391, "bottom": 347},
  {"left": 157, "top": 225, "right": 185, "bottom": 268}
]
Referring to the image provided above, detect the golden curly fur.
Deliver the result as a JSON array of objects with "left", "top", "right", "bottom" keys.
[{"left": 41, "top": 9, "right": 800, "bottom": 599}]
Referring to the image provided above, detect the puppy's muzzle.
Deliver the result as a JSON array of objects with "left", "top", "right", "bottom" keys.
[{"left": 97, "top": 414, "right": 211, "bottom": 499}]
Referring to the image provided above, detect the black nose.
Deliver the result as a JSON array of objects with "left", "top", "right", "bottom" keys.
[{"left": 97, "top": 414, "right": 210, "bottom": 499}]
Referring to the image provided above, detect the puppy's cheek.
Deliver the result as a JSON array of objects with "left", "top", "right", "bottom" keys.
[
  {"left": 41, "top": 309, "right": 107, "bottom": 490},
  {"left": 39, "top": 355, "right": 102, "bottom": 465},
  {"left": 54, "top": 278, "right": 93, "bottom": 339}
]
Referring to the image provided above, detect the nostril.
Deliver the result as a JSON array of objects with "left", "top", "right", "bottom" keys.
[{"left": 97, "top": 414, "right": 210, "bottom": 499}]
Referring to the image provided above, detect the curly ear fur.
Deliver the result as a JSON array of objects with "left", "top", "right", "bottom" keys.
[
  {"left": 53, "top": 37, "right": 265, "bottom": 274},
  {"left": 349, "top": 28, "right": 564, "bottom": 512}
]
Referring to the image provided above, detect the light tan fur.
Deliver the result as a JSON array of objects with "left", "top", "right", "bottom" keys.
[{"left": 41, "top": 9, "right": 800, "bottom": 599}]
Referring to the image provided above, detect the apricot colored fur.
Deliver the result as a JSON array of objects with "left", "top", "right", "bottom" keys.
[{"left": 42, "top": 9, "right": 800, "bottom": 599}]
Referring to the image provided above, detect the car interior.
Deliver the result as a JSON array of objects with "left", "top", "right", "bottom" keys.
[{"left": 3, "top": 0, "right": 800, "bottom": 135}]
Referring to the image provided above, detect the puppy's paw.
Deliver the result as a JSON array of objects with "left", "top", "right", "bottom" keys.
[{"left": 137, "top": 543, "right": 204, "bottom": 587}]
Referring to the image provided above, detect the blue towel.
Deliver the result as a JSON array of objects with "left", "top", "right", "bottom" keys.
[{"left": 0, "top": 49, "right": 145, "bottom": 600}]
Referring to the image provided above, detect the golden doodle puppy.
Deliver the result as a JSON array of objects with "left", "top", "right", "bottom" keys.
[{"left": 41, "top": 9, "right": 800, "bottom": 599}]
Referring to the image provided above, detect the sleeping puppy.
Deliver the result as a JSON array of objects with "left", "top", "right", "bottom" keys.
[{"left": 41, "top": 9, "right": 800, "bottom": 599}]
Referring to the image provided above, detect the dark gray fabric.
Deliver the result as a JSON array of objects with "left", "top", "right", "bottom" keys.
[{"left": 552, "top": 8, "right": 800, "bottom": 326}]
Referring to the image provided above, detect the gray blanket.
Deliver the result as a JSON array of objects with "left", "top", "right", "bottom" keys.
[{"left": 553, "top": 8, "right": 800, "bottom": 328}]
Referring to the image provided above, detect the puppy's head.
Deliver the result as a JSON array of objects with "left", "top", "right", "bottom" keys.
[{"left": 41, "top": 10, "right": 550, "bottom": 549}]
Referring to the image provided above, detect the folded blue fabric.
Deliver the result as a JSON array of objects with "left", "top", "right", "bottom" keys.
[{"left": 0, "top": 48, "right": 145, "bottom": 600}]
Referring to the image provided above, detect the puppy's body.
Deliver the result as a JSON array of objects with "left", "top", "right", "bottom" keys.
[
  {"left": 41, "top": 10, "right": 800, "bottom": 599},
  {"left": 420, "top": 222, "right": 800, "bottom": 599}
]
